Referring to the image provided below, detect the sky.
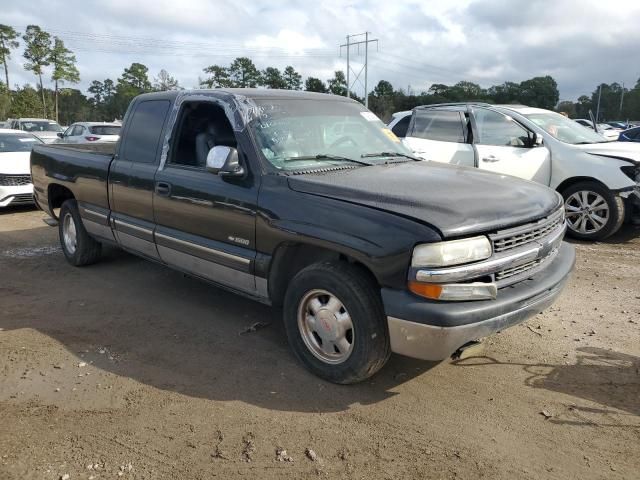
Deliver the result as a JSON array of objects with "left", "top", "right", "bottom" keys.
[{"left": 3, "top": 0, "right": 640, "bottom": 102}]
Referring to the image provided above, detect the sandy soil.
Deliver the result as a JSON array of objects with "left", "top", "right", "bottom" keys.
[{"left": 1, "top": 206, "right": 638, "bottom": 480}]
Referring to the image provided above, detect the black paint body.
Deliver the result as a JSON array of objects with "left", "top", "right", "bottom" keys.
[{"left": 31, "top": 89, "right": 561, "bottom": 304}]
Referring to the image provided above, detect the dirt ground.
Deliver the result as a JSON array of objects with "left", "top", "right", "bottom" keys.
[{"left": 0, "top": 206, "right": 638, "bottom": 480}]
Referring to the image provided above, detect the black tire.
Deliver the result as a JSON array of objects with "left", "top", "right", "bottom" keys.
[
  {"left": 58, "top": 200, "right": 102, "bottom": 266},
  {"left": 283, "top": 262, "right": 390, "bottom": 384},
  {"left": 561, "top": 181, "right": 625, "bottom": 241}
]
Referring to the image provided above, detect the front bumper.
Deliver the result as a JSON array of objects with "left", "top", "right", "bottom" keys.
[
  {"left": 383, "top": 242, "right": 575, "bottom": 361},
  {"left": 0, "top": 185, "right": 34, "bottom": 207}
]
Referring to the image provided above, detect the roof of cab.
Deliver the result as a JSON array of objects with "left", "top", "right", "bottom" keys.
[{"left": 134, "top": 88, "right": 358, "bottom": 103}]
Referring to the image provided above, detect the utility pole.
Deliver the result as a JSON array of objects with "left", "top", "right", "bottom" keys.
[
  {"left": 340, "top": 32, "right": 378, "bottom": 107},
  {"left": 595, "top": 84, "right": 602, "bottom": 124},
  {"left": 345, "top": 35, "right": 350, "bottom": 99},
  {"left": 619, "top": 82, "right": 625, "bottom": 117}
]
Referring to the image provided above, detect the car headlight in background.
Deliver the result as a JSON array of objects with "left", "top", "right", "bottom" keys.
[{"left": 411, "top": 236, "right": 492, "bottom": 268}]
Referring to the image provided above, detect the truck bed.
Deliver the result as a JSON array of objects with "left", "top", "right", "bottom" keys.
[{"left": 31, "top": 143, "right": 115, "bottom": 216}]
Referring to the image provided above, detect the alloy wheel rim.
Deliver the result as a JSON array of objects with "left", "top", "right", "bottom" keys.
[
  {"left": 565, "top": 190, "right": 610, "bottom": 234},
  {"left": 62, "top": 212, "right": 77, "bottom": 254},
  {"left": 297, "top": 289, "right": 354, "bottom": 364}
]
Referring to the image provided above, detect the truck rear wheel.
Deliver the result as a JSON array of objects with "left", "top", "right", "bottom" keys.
[
  {"left": 59, "top": 200, "right": 102, "bottom": 266},
  {"left": 283, "top": 262, "right": 390, "bottom": 384},
  {"left": 562, "top": 181, "right": 625, "bottom": 241}
]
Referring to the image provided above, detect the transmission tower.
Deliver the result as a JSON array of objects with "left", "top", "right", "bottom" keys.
[{"left": 340, "top": 32, "right": 378, "bottom": 107}]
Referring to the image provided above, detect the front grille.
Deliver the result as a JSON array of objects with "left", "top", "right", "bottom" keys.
[
  {"left": 490, "top": 208, "right": 564, "bottom": 253},
  {"left": 495, "top": 248, "right": 558, "bottom": 281},
  {"left": 10, "top": 193, "right": 34, "bottom": 204},
  {"left": 0, "top": 174, "right": 32, "bottom": 186}
]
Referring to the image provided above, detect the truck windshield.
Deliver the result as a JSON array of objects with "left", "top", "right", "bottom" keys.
[
  {"left": 523, "top": 112, "right": 608, "bottom": 144},
  {"left": 249, "top": 99, "right": 413, "bottom": 171}
]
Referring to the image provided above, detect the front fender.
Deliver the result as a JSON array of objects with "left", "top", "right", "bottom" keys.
[{"left": 550, "top": 151, "right": 637, "bottom": 192}]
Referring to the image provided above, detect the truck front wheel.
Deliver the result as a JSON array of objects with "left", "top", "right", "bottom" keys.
[
  {"left": 59, "top": 200, "right": 102, "bottom": 266},
  {"left": 283, "top": 262, "right": 390, "bottom": 384}
]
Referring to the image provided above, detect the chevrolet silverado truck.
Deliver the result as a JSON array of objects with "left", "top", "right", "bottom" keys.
[{"left": 31, "top": 89, "right": 575, "bottom": 384}]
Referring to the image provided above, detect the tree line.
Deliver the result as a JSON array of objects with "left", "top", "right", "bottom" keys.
[{"left": 1, "top": 23, "right": 639, "bottom": 126}]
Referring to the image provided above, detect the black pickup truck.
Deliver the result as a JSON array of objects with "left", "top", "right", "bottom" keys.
[{"left": 31, "top": 89, "right": 575, "bottom": 384}]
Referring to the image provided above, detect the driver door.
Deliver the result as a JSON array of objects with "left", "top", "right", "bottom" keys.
[{"left": 472, "top": 107, "right": 551, "bottom": 185}]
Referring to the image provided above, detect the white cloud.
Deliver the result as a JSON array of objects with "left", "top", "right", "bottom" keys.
[{"left": 3, "top": 0, "right": 640, "bottom": 101}]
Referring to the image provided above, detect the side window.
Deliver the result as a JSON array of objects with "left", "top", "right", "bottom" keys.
[
  {"left": 71, "top": 125, "right": 83, "bottom": 136},
  {"left": 410, "top": 110, "right": 465, "bottom": 143},
  {"left": 473, "top": 108, "right": 529, "bottom": 147},
  {"left": 63, "top": 126, "right": 74, "bottom": 136},
  {"left": 391, "top": 115, "right": 411, "bottom": 138},
  {"left": 121, "top": 100, "right": 171, "bottom": 164},
  {"left": 169, "top": 101, "right": 238, "bottom": 168}
]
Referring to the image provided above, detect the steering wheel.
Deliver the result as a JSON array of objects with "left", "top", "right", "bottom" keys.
[{"left": 329, "top": 135, "right": 357, "bottom": 149}]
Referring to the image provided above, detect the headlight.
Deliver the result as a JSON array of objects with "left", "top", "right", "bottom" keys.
[{"left": 411, "top": 236, "right": 492, "bottom": 268}]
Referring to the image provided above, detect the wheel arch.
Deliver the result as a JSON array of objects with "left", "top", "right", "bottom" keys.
[
  {"left": 555, "top": 176, "right": 611, "bottom": 195},
  {"left": 267, "top": 242, "right": 380, "bottom": 307},
  {"left": 47, "top": 183, "right": 76, "bottom": 219}
]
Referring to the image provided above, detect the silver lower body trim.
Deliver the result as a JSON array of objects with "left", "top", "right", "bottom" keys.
[
  {"left": 387, "top": 281, "right": 562, "bottom": 361},
  {"left": 157, "top": 245, "right": 256, "bottom": 295}
]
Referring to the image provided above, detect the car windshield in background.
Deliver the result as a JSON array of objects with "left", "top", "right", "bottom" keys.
[
  {"left": 249, "top": 99, "right": 412, "bottom": 171},
  {"left": 0, "top": 133, "right": 42, "bottom": 152},
  {"left": 89, "top": 125, "right": 121, "bottom": 135},
  {"left": 21, "top": 121, "right": 63, "bottom": 133},
  {"left": 523, "top": 112, "right": 607, "bottom": 144}
]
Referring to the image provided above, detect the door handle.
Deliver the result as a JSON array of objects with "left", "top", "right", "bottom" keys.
[
  {"left": 155, "top": 181, "right": 171, "bottom": 196},
  {"left": 482, "top": 155, "right": 500, "bottom": 163}
]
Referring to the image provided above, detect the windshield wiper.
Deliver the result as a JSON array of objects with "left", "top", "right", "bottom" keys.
[
  {"left": 283, "top": 154, "right": 372, "bottom": 166},
  {"left": 360, "top": 151, "right": 422, "bottom": 161}
]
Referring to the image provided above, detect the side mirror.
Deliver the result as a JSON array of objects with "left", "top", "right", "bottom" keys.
[
  {"left": 57, "top": 132, "right": 64, "bottom": 138},
  {"left": 529, "top": 132, "right": 543, "bottom": 147},
  {"left": 206, "top": 146, "right": 245, "bottom": 178}
]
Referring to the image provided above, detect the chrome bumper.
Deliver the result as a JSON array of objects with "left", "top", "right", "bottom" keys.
[{"left": 385, "top": 242, "right": 575, "bottom": 361}]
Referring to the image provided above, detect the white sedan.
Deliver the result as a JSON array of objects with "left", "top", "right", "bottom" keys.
[
  {"left": 57, "top": 122, "right": 121, "bottom": 144},
  {"left": 388, "top": 105, "right": 640, "bottom": 240},
  {"left": 0, "top": 129, "right": 42, "bottom": 207}
]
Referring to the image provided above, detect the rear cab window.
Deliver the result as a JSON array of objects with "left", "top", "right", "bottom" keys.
[
  {"left": 121, "top": 100, "right": 171, "bottom": 164},
  {"left": 410, "top": 110, "right": 466, "bottom": 143}
]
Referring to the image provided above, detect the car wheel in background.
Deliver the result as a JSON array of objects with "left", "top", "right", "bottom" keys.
[{"left": 562, "top": 181, "right": 625, "bottom": 241}]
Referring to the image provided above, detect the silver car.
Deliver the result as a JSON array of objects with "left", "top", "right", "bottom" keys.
[
  {"left": 57, "top": 122, "right": 121, "bottom": 144},
  {"left": 9, "top": 118, "right": 64, "bottom": 143}
]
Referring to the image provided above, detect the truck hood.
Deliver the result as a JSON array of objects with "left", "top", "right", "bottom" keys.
[
  {"left": 0, "top": 152, "right": 31, "bottom": 174},
  {"left": 287, "top": 161, "right": 561, "bottom": 238},
  {"left": 574, "top": 142, "right": 640, "bottom": 165}
]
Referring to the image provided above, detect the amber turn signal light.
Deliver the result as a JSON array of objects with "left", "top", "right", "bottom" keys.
[{"left": 408, "top": 281, "right": 443, "bottom": 300}]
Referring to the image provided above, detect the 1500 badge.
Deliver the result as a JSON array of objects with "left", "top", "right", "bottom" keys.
[{"left": 228, "top": 236, "right": 250, "bottom": 246}]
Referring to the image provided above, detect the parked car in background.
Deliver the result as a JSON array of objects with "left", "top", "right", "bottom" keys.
[
  {"left": 57, "top": 122, "right": 121, "bottom": 144},
  {"left": 573, "top": 118, "right": 621, "bottom": 141},
  {"left": 389, "top": 104, "right": 640, "bottom": 240},
  {"left": 606, "top": 121, "right": 632, "bottom": 130},
  {"left": 0, "top": 129, "right": 42, "bottom": 207},
  {"left": 31, "top": 89, "right": 575, "bottom": 384},
  {"left": 618, "top": 126, "right": 640, "bottom": 142},
  {"left": 9, "top": 118, "right": 64, "bottom": 143}
]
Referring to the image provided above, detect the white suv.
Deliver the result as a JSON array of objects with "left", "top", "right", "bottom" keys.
[
  {"left": 57, "top": 122, "right": 121, "bottom": 144},
  {"left": 389, "top": 104, "right": 640, "bottom": 241}
]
